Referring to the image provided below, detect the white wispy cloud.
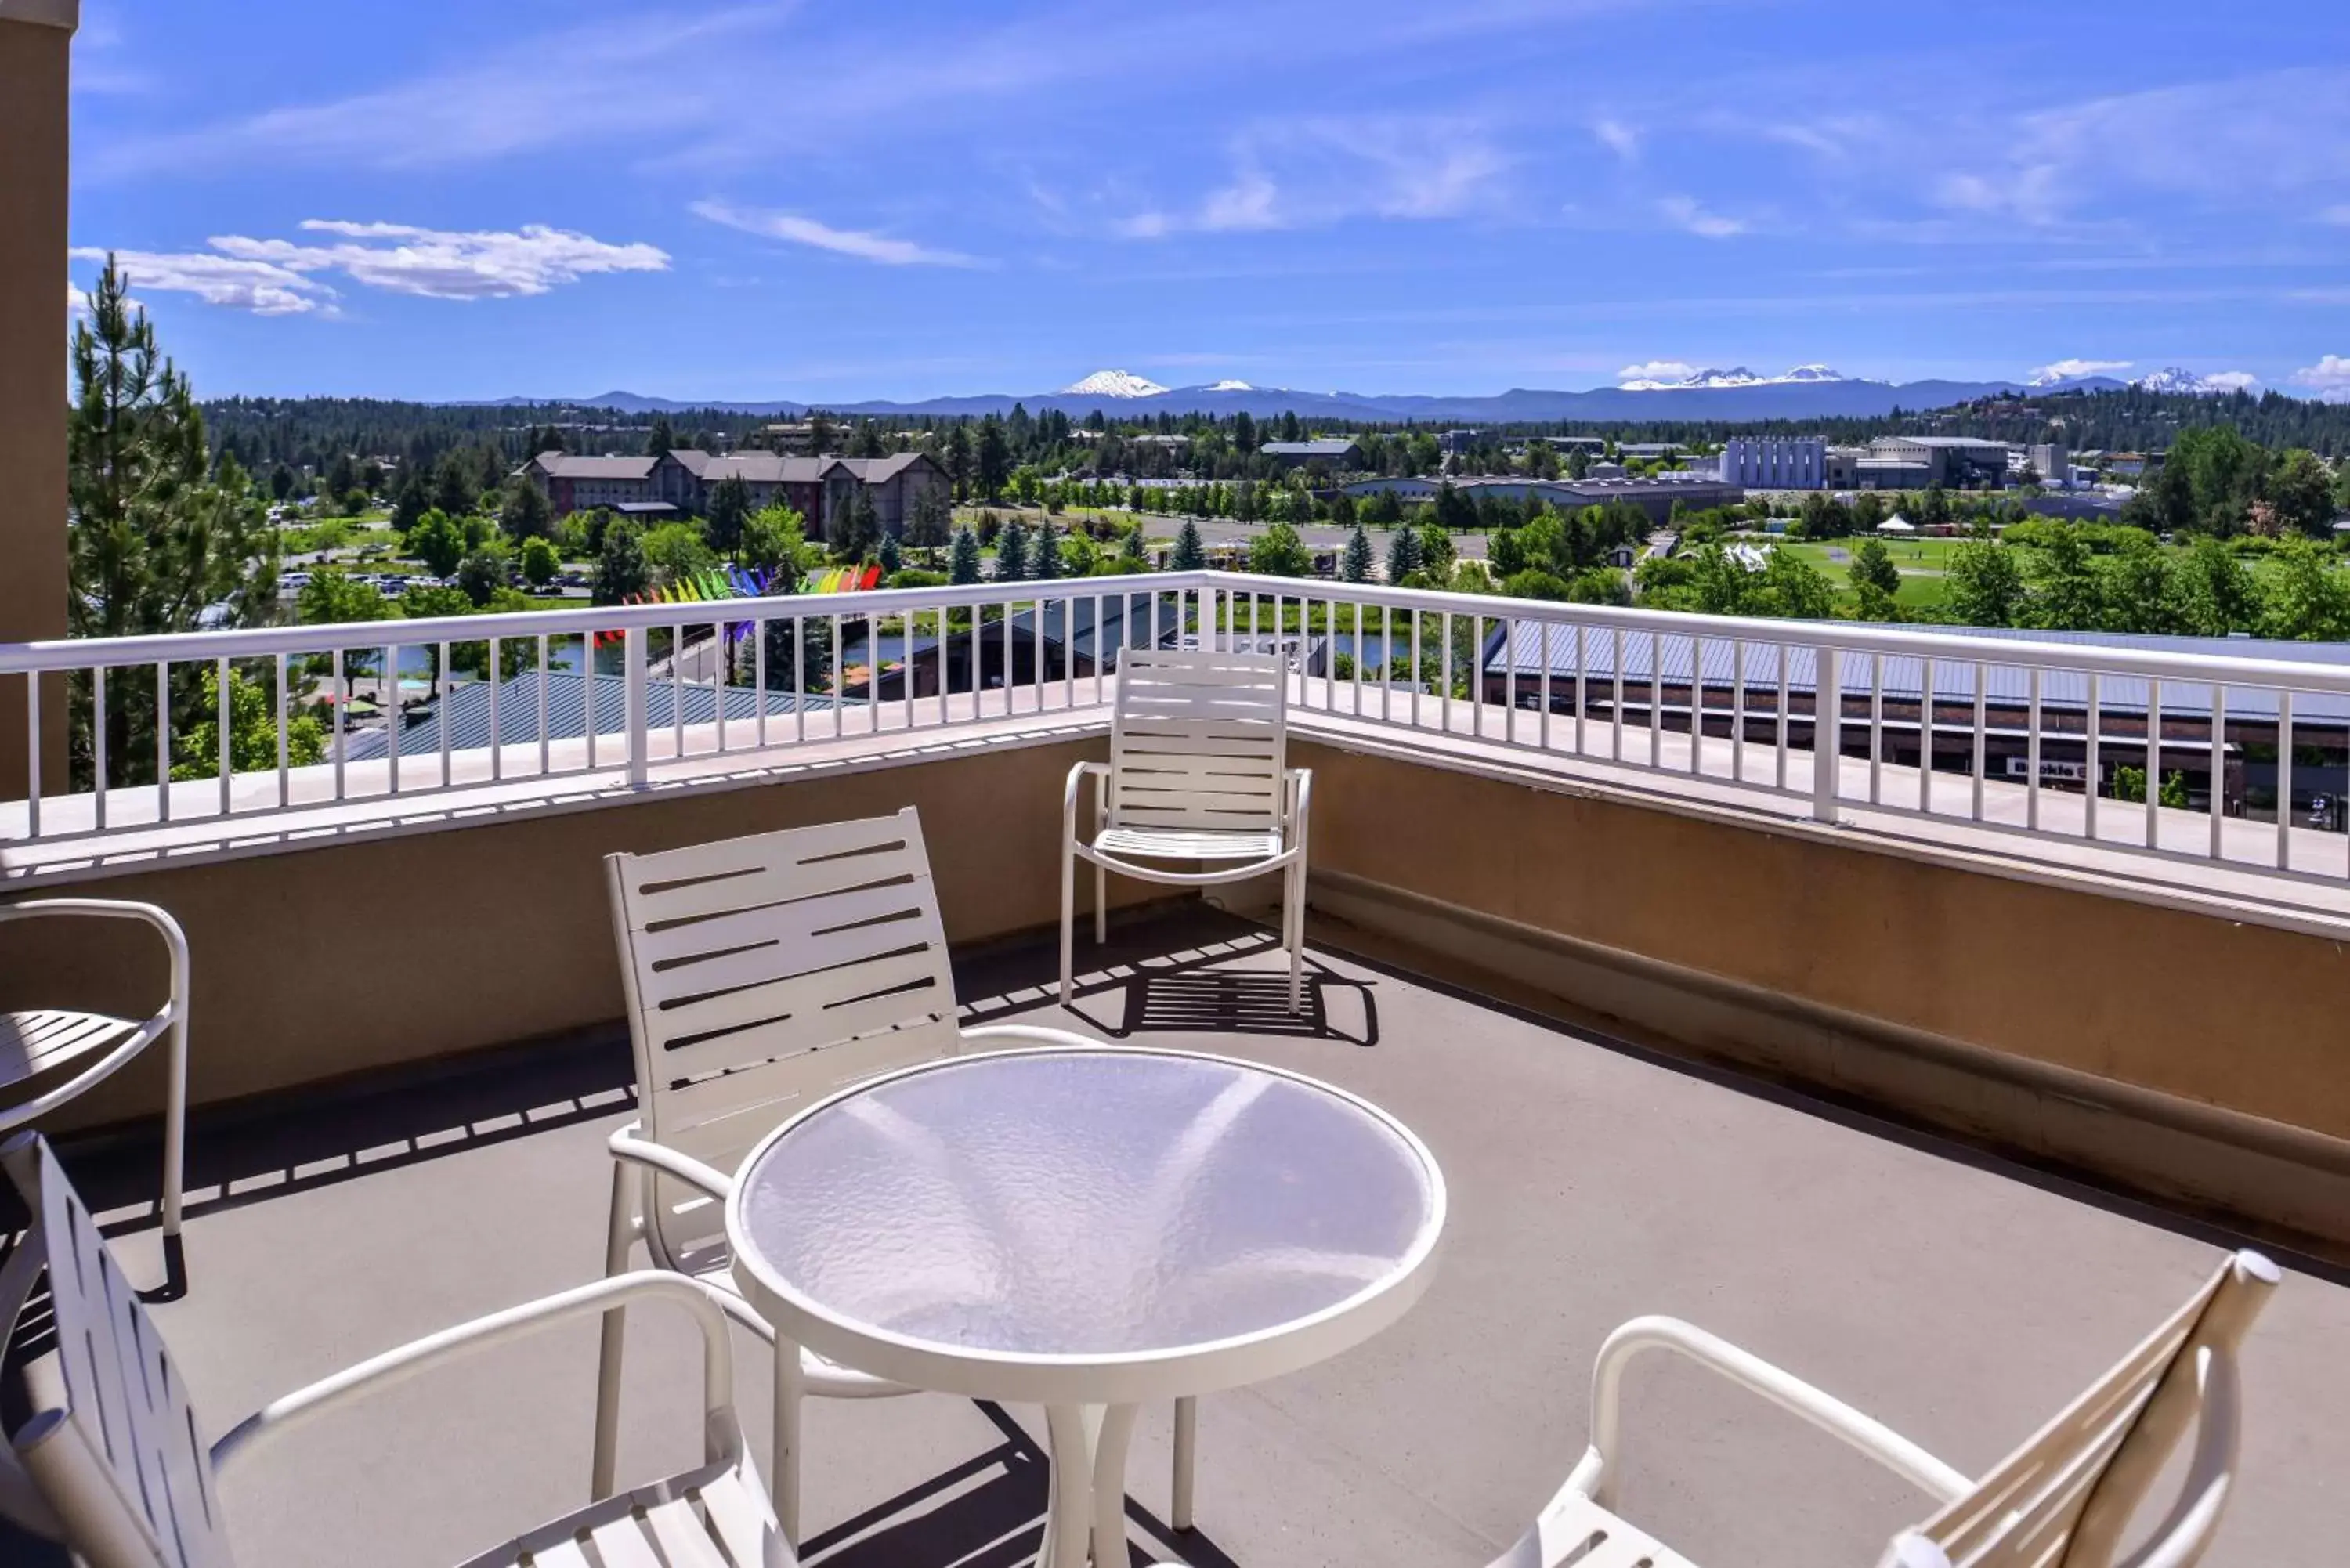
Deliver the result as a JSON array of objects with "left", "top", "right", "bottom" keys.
[
  {"left": 1114, "top": 116, "right": 1507, "bottom": 238},
  {"left": 1617, "top": 359, "right": 1699, "bottom": 382},
  {"left": 73, "top": 221, "right": 667, "bottom": 315},
  {"left": 1657, "top": 195, "right": 1745, "bottom": 238},
  {"left": 691, "top": 201, "right": 979, "bottom": 266},
  {"left": 2031, "top": 357, "right": 2132, "bottom": 381},
  {"left": 2200, "top": 370, "right": 2261, "bottom": 392},
  {"left": 2290, "top": 355, "right": 2350, "bottom": 402},
  {"left": 1592, "top": 118, "right": 1640, "bottom": 163}
]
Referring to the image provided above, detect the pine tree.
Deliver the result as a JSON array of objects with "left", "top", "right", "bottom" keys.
[
  {"left": 1171, "top": 518, "right": 1206, "bottom": 570},
  {"left": 878, "top": 533, "right": 902, "bottom": 576},
  {"left": 705, "top": 472, "right": 752, "bottom": 559},
  {"left": 593, "top": 521, "right": 651, "bottom": 605},
  {"left": 644, "top": 415, "right": 676, "bottom": 457},
  {"left": 830, "top": 486, "right": 880, "bottom": 562},
  {"left": 1341, "top": 523, "right": 1374, "bottom": 583},
  {"left": 1118, "top": 524, "right": 1149, "bottom": 571},
  {"left": 996, "top": 518, "right": 1029, "bottom": 581},
  {"left": 949, "top": 526, "right": 982, "bottom": 585},
  {"left": 67, "top": 255, "right": 277, "bottom": 789},
  {"left": 1385, "top": 522, "right": 1423, "bottom": 583},
  {"left": 1030, "top": 522, "right": 1063, "bottom": 580}
]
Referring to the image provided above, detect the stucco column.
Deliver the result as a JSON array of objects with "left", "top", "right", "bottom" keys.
[{"left": 0, "top": 2, "right": 74, "bottom": 804}]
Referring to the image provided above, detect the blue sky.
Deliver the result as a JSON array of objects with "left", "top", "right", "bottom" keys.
[{"left": 63, "top": 0, "right": 2350, "bottom": 404}]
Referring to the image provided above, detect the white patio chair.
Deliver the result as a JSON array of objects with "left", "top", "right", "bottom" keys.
[
  {"left": 0, "top": 898, "right": 190, "bottom": 1294},
  {"left": 595, "top": 806, "right": 1107, "bottom": 1545},
  {"left": 1061, "top": 649, "right": 1312, "bottom": 1011},
  {"left": 1493, "top": 1248, "right": 2280, "bottom": 1568},
  {"left": 0, "top": 1129, "right": 790, "bottom": 1568}
]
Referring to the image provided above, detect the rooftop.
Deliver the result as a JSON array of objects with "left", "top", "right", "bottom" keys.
[{"left": 18, "top": 908, "right": 2346, "bottom": 1568}]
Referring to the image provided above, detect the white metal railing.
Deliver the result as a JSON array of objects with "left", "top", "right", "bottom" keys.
[{"left": 9, "top": 569, "right": 2350, "bottom": 887}]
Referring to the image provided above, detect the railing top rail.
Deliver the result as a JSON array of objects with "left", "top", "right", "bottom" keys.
[{"left": 7, "top": 567, "right": 2350, "bottom": 696}]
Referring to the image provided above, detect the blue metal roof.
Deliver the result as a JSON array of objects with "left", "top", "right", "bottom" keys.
[
  {"left": 343, "top": 668, "right": 845, "bottom": 761},
  {"left": 1480, "top": 620, "right": 2350, "bottom": 723}
]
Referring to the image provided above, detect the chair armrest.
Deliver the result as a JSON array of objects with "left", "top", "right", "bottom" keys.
[
  {"left": 1065, "top": 759, "right": 1111, "bottom": 826},
  {"left": 960, "top": 1023, "right": 1104, "bottom": 1053},
  {"left": 0, "top": 898, "right": 189, "bottom": 1019},
  {"left": 608, "top": 1123, "right": 736, "bottom": 1203},
  {"left": 212, "top": 1271, "right": 739, "bottom": 1480},
  {"left": 1571, "top": 1315, "right": 1972, "bottom": 1510}
]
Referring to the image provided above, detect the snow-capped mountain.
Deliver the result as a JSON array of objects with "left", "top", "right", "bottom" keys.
[
  {"left": 1617, "top": 364, "right": 1849, "bottom": 391},
  {"left": 1058, "top": 369, "right": 1169, "bottom": 399},
  {"left": 2131, "top": 367, "right": 2259, "bottom": 396},
  {"left": 1204, "top": 379, "right": 1256, "bottom": 392}
]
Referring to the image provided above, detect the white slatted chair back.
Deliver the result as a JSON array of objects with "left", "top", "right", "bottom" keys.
[
  {"left": 0, "top": 1134, "right": 233, "bottom": 1568},
  {"left": 1107, "top": 650, "right": 1290, "bottom": 836},
  {"left": 606, "top": 808, "right": 962, "bottom": 1270},
  {"left": 1893, "top": 1250, "right": 2278, "bottom": 1568}
]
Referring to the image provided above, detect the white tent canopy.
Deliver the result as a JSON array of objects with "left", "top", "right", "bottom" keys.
[{"left": 1876, "top": 514, "right": 1917, "bottom": 533}]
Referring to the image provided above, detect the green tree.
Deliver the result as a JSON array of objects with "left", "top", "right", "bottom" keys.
[
  {"left": 1945, "top": 541, "right": 2027, "bottom": 627},
  {"left": 1249, "top": 522, "right": 1311, "bottom": 577},
  {"left": 644, "top": 415, "right": 676, "bottom": 457},
  {"left": 2172, "top": 537, "right": 2258, "bottom": 636},
  {"left": 1384, "top": 523, "right": 1423, "bottom": 583},
  {"left": 830, "top": 487, "right": 880, "bottom": 562},
  {"left": 2259, "top": 540, "right": 2350, "bottom": 641},
  {"left": 434, "top": 452, "right": 476, "bottom": 517},
  {"left": 976, "top": 417, "right": 1011, "bottom": 499},
  {"left": 408, "top": 509, "right": 466, "bottom": 578},
  {"left": 593, "top": 521, "right": 652, "bottom": 605},
  {"left": 905, "top": 484, "right": 953, "bottom": 557},
  {"left": 454, "top": 546, "right": 510, "bottom": 607},
  {"left": 1170, "top": 518, "right": 1207, "bottom": 571},
  {"left": 1340, "top": 524, "right": 1374, "bottom": 583},
  {"left": 2027, "top": 526, "right": 2104, "bottom": 630},
  {"left": 2266, "top": 449, "right": 2337, "bottom": 538},
  {"left": 2101, "top": 536, "right": 2178, "bottom": 634},
  {"left": 389, "top": 471, "right": 430, "bottom": 535},
  {"left": 269, "top": 463, "right": 296, "bottom": 503},
  {"left": 1849, "top": 536, "right": 1902, "bottom": 621},
  {"left": 949, "top": 525, "right": 983, "bottom": 585},
  {"left": 67, "top": 259, "right": 280, "bottom": 792},
  {"left": 519, "top": 533, "right": 560, "bottom": 589},
  {"left": 294, "top": 567, "right": 389, "bottom": 705},
  {"left": 761, "top": 610, "right": 833, "bottom": 694},
  {"left": 498, "top": 477, "right": 551, "bottom": 541},
  {"left": 741, "top": 504, "right": 808, "bottom": 584},
  {"left": 1030, "top": 521, "right": 1064, "bottom": 580},
  {"left": 1118, "top": 523, "right": 1150, "bottom": 571},
  {"left": 642, "top": 521, "right": 718, "bottom": 587},
  {"left": 171, "top": 666, "right": 324, "bottom": 781},
  {"left": 995, "top": 518, "right": 1029, "bottom": 581},
  {"left": 706, "top": 473, "right": 753, "bottom": 559}
]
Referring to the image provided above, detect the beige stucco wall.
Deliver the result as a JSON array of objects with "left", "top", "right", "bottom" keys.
[
  {"left": 1291, "top": 739, "right": 2350, "bottom": 1146},
  {"left": 0, "top": 13, "right": 74, "bottom": 800},
  {"left": 0, "top": 736, "right": 1171, "bottom": 1122}
]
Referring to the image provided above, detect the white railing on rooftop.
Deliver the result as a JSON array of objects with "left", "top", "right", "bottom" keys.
[{"left": 9, "top": 569, "right": 2350, "bottom": 887}]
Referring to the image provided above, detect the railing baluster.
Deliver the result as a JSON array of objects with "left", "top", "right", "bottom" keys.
[
  {"left": 2209, "top": 684, "right": 2225, "bottom": 859},
  {"left": 1690, "top": 634, "right": 1705, "bottom": 777},
  {"left": 332, "top": 649, "right": 346, "bottom": 800},
  {"left": 92, "top": 665, "right": 107, "bottom": 830},
  {"left": 1612, "top": 627, "right": 1625, "bottom": 763},
  {"left": 1918, "top": 657, "right": 1934, "bottom": 813},
  {"left": 275, "top": 651, "right": 290, "bottom": 805},
  {"left": 624, "top": 627, "right": 648, "bottom": 788},
  {"left": 24, "top": 670, "right": 40, "bottom": 838},
  {"left": 2084, "top": 673, "right": 2099, "bottom": 842},
  {"left": 1352, "top": 602, "right": 1365, "bottom": 716},
  {"left": 1774, "top": 645, "right": 1788, "bottom": 790},
  {"left": 1573, "top": 622, "right": 1586, "bottom": 757},
  {"left": 1441, "top": 612, "right": 1453, "bottom": 734},
  {"left": 1033, "top": 596, "right": 1046, "bottom": 716},
  {"left": 832, "top": 613, "right": 846, "bottom": 737},
  {"left": 1731, "top": 640, "right": 1744, "bottom": 785},
  {"left": 533, "top": 635, "right": 548, "bottom": 775},
  {"left": 1411, "top": 608, "right": 1423, "bottom": 726},
  {"left": 1971, "top": 661, "right": 1987, "bottom": 822},
  {"left": 2026, "top": 667, "right": 2042, "bottom": 832},
  {"left": 1381, "top": 605, "right": 1394, "bottom": 722},
  {"left": 1812, "top": 645, "right": 1840, "bottom": 823},
  {"left": 1538, "top": 620, "right": 1553, "bottom": 751},
  {"left": 584, "top": 633, "right": 597, "bottom": 772},
  {"left": 156, "top": 660, "right": 172, "bottom": 822},
  {"left": 387, "top": 642, "right": 400, "bottom": 795},
  {"left": 671, "top": 623, "right": 686, "bottom": 759},
  {"left": 715, "top": 620, "right": 728, "bottom": 754},
  {"left": 2146, "top": 678, "right": 2160, "bottom": 849},
  {"left": 2276, "top": 690, "right": 2293, "bottom": 872},
  {"left": 795, "top": 616, "right": 808, "bottom": 742},
  {"left": 488, "top": 638, "right": 502, "bottom": 779},
  {"left": 216, "top": 654, "right": 232, "bottom": 815},
  {"left": 1868, "top": 652, "right": 1884, "bottom": 805},
  {"left": 1647, "top": 632, "right": 1661, "bottom": 769}
]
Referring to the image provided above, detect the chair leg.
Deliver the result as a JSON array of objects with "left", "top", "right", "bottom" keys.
[
  {"left": 1094, "top": 860, "right": 1107, "bottom": 945},
  {"left": 1172, "top": 1396, "right": 1198, "bottom": 1530},
  {"left": 775, "top": 1343, "right": 804, "bottom": 1547},
  {"left": 1285, "top": 865, "right": 1305, "bottom": 1013},
  {"left": 1061, "top": 840, "right": 1078, "bottom": 1008},
  {"left": 590, "top": 1163, "right": 633, "bottom": 1501},
  {"left": 159, "top": 1008, "right": 189, "bottom": 1296}
]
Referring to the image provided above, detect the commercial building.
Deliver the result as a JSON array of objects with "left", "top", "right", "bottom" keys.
[
  {"left": 1720, "top": 436, "right": 1826, "bottom": 489},
  {"left": 1343, "top": 473, "right": 1744, "bottom": 523},
  {"left": 2026, "top": 443, "right": 2070, "bottom": 488},
  {"left": 1860, "top": 436, "right": 2011, "bottom": 490},
  {"left": 526, "top": 450, "right": 949, "bottom": 541},
  {"left": 1260, "top": 438, "right": 1362, "bottom": 468}
]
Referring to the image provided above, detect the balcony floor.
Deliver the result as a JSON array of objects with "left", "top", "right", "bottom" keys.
[{"left": 14, "top": 909, "right": 2348, "bottom": 1568}]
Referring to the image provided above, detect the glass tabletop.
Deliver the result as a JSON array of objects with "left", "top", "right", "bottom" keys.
[{"left": 734, "top": 1050, "right": 1442, "bottom": 1361}]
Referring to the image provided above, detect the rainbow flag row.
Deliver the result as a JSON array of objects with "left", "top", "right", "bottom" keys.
[{"left": 593, "top": 562, "right": 883, "bottom": 647}]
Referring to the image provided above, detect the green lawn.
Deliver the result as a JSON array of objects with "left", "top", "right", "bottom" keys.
[{"left": 1773, "top": 537, "right": 1958, "bottom": 609}]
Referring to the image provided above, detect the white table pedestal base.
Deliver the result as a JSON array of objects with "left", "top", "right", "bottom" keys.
[{"left": 1041, "top": 1403, "right": 1141, "bottom": 1567}]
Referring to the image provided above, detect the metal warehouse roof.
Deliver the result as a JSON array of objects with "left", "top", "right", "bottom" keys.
[
  {"left": 342, "top": 668, "right": 846, "bottom": 761},
  {"left": 1480, "top": 620, "right": 2350, "bottom": 724}
]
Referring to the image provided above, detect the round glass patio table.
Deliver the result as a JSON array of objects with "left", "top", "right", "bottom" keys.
[{"left": 726, "top": 1046, "right": 1447, "bottom": 1568}]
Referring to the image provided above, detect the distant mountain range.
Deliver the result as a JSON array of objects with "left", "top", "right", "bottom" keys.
[{"left": 509, "top": 363, "right": 2270, "bottom": 424}]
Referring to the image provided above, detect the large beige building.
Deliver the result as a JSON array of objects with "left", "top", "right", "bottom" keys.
[{"left": 526, "top": 449, "right": 949, "bottom": 541}]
